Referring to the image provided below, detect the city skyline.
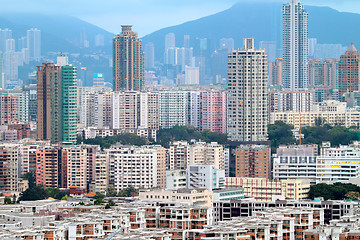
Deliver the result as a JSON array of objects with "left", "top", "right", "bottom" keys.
[{"left": 0, "top": 0, "right": 359, "bottom": 36}]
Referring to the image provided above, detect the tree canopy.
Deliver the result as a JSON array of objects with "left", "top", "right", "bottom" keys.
[
  {"left": 268, "top": 121, "right": 296, "bottom": 152},
  {"left": 79, "top": 133, "right": 150, "bottom": 149},
  {"left": 156, "top": 126, "right": 228, "bottom": 148},
  {"left": 309, "top": 183, "right": 360, "bottom": 200},
  {"left": 302, "top": 126, "right": 358, "bottom": 146},
  {"left": 268, "top": 121, "right": 359, "bottom": 152}
]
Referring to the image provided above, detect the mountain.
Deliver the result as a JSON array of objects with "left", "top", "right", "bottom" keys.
[
  {"left": 142, "top": 2, "right": 360, "bottom": 60},
  {"left": 0, "top": 13, "right": 114, "bottom": 54}
]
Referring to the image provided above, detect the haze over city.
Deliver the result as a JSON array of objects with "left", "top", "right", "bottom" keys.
[{"left": 0, "top": 0, "right": 359, "bottom": 35}]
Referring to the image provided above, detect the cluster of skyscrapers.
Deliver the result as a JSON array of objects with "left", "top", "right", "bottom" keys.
[{"left": 0, "top": 28, "right": 41, "bottom": 89}]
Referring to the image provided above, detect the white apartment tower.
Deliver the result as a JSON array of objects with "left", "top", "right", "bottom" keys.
[
  {"left": 227, "top": 38, "right": 268, "bottom": 142},
  {"left": 282, "top": 0, "right": 309, "bottom": 90},
  {"left": 27, "top": 28, "right": 41, "bottom": 62}
]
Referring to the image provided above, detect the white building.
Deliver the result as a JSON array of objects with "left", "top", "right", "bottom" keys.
[
  {"left": 27, "top": 28, "right": 41, "bottom": 62},
  {"left": 63, "top": 146, "right": 87, "bottom": 189},
  {"left": 158, "top": 91, "right": 187, "bottom": 129},
  {"left": 189, "top": 142, "right": 224, "bottom": 170},
  {"left": 282, "top": 0, "right": 308, "bottom": 90},
  {"left": 107, "top": 145, "right": 157, "bottom": 192},
  {"left": 187, "top": 91, "right": 201, "bottom": 129},
  {"left": 273, "top": 145, "right": 318, "bottom": 184},
  {"left": 185, "top": 66, "right": 199, "bottom": 85},
  {"left": 317, "top": 143, "right": 360, "bottom": 183},
  {"left": 165, "top": 170, "right": 186, "bottom": 190},
  {"left": 186, "top": 165, "right": 225, "bottom": 190},
  {"left": 169, "top": 141, "right": 189, "bottom": 170},
  {"left": 274, "top": 143, "right": 360, "bottom": 184},
  {"left": 227, "top": 38, "right": 268, "bottom": 142}
]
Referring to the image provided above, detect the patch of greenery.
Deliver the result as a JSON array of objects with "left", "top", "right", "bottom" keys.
[
  {"left": 78, "top": 133, "right": 150, "bottom": 149},
  {"left": 309, "top": 183, "right": 360, "bottom": 200},
  {"left": 156, "top": 126, "right": 228, "bottom": 148}
]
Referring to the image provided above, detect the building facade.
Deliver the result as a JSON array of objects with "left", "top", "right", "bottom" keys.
[
  {"left": 113, "top": 25, "right": 144, "bottom": 91},
  {"left": 227, "top": 38, "right": 268, "bottom": 142},
  {"left": 282, "top": 0, "right": 309, "bottom": 90}
]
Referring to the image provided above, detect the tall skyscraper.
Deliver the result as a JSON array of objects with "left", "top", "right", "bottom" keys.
[
  {"left": 227, "top": 38, "right": 268, "bottom": 142},
  {"left": 339, "top": 43, "right": 360, "bottom": 97},
  {"left": 269, "top": 57, "right": 283, "bottom": 86},
  {"left": 145, "top": 42, "right": 155, "bottom": 69},
  {"left": 27, "top": 28, "right": 41, "bottom": 62},
  {"left": 184, "top": 35, "right": 190, "bottom": 48},
  {"left": 165, "top": 33, "right": 176, "bottom": 50},
  {"left": 113, "top": 25, "right": 144, "bottom": 91},
  {"left": 0, "top": 52, "right": 3, "bottom": 89},
  {"left": 0, "top": 29, "right": 12, "bottom": 53},
  {"left": 37, "top": 55, "right": 77, "bottom": 144},
  {"left": 259, "top": 41, "right": 277, "bottom": 62},
  {"left": 282, "top": 0, "right": 308, "bottom": 90}
]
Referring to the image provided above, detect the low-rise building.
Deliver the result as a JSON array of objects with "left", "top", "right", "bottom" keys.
[
  {"left": 139, "top": 188, "right": 213, "bottom": 207},
  {"left": 225, "top": 177, "right": 310, "bottom": 201}
]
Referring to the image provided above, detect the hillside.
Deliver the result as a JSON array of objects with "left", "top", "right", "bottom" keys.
[
  {"left": 142, "top": 2, "right": 360, "bottom": 60},
  {"left": 0, "top": 13, "right": 114, "bottom": 54}
]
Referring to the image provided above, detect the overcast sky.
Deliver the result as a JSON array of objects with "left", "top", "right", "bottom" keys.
[{"left": 1, "top": 0, "right": 360, "bottom": 36}]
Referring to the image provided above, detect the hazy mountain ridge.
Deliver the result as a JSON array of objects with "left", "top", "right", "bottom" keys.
[
  {"left": 0, "top": 13, "right": 114, "bottom": 54},
  {"left": 142, "top": 2, "right": 360, "bottom": 60}
]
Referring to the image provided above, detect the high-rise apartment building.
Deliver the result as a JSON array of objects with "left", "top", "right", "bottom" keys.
[
  {"left": 36, "top": 146, "right": 60, "bottom": 188},
  {"left": 0, "top": 143, "right": 20, "bottom": 192},
  {"left": 158, "top": 91, "right": 187, "bottom": 129},
  {"left": 338, "top": 43, "right": 360, "bottom": 97},
  {"left": 234, "top": 145, "right": 271, "bottom": 179},
  {"left": 189, "top": 142, "right": 224, "bottom": 170},
  {"left": 37, "top": 56, "right": 77, "bottom": 144},
  {"left": 144, "top": 42, "right": 155, "bottom": 69},
  {"left": 169, "top": 141, "right": 190, "bottom": 170},
  {"left": 185, "top": 66, "right": 199, "bottom": 85},
  {"left": 269, "top": 57, "right": 283, "bottom": 86},
  {"left": 63, "top": 146, "right": 87, "bottom": 189},
  {"left": 201, "top": 91, "right": 227, "bottom": 133},
  {"left": 107, "top": 145, "right": 157, "bottom": 192},
  {"left": 0, "top": 29, "right": 12, "bottom": 53},
  {"left": 0, "top": 94, "right": 18, "bottom": 125},
  {"left": 227, "top": 38, "right": 268, "bottom": 142},
  {"left": 112, "top": 91, "right": 158, "bottom": 131},
  {"left": 27, "top": 28, "right": 41, "bottom": 62},
  {"left": 187, "top": 91, "right": 202, "bottom": 129},
  {"left": 165, "top": 33, "right": 176, "bottom": 50},
  {"left": 113, "top": 25, "right": 144, "bottom": 91},
  {"left": 0, "top": 51, "right": 3, "bottom": 89},
  {"left": 282, "top": 0, "right": 308, "bottom": 90}
]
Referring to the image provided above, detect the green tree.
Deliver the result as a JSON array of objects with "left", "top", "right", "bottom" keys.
[
  {"left": 106, "top": 185, "right": 117, "bottom": 197},
  {"left": 94, "top": 198, "right": 104, "bottom": 205},
  {"left": 22, "top": 172, "right": 36, "bottom": 189},
  {"left": 45, "top": 188, "right": 67, "bottom": 200},
  {"left": 94, "top": 192, "right": 105, "bottom": 200},
  {"left": 4, "top": 197, "right": 11, "bottom": 204},
  {"left": 61, "top": 195, "right": 69, "bottom": 201},
  {"left": 19, "top": 185, "right": 48, "bottom": 201},
  {"left": 268, "top": 121, "right": 296, "bottom": 152},
  {"left": 105, "top": 199, "right": 116, "bottom": 209},
  {"left": 117, "top": 186, "right": 139, "bottom": 197},
  {"left": 309, "top": 183, "right": 360, "bottom": 200}
]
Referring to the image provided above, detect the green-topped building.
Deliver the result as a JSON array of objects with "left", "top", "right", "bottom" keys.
[{"left": 37, "top": 54, "right": 77, "bottom": 144}]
